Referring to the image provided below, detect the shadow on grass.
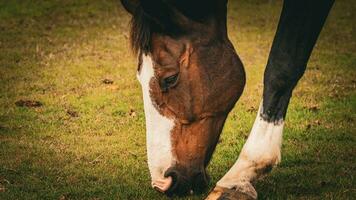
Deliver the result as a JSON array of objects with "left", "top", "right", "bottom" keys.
[{"left": 257, "top": 120, "right": 355, "bottom": 199}]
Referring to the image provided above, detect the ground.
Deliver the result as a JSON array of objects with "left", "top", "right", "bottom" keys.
[{"left": 0, "top": 0, "right": 355, "bottom": 199}]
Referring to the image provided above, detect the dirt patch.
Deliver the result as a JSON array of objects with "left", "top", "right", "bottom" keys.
[
  {"left": 102, "top": 78, "right": 114, "bottom": 84},
  {"left": 67, "top": 110, "right": 79, "bottom": 118},
  {"left": 15, "top": 100, "right": 43, "bottom": 107}
]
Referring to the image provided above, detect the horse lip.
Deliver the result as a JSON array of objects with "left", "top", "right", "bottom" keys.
[
  {"left": 152, "top": 176, "right": 173, "bottom": 193},
  {"left": 163, "top": 168, "right": 180, "bottom": 193}
]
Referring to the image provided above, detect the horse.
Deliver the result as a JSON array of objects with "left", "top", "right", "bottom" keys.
[{"left": 120, "top": 0, "right": 334, "bottom": 199}]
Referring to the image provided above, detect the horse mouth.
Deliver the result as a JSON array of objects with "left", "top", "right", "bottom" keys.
[
  {"left": 152, "top": 168, "right": 209, "bottom": 196},
  {"left": 152, "top": 176, "right": 173, "bottom": 193}
]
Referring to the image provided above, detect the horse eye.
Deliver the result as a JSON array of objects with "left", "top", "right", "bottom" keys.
[
  {"left": 160, "top": 73, "right": 179, "bottom": 92},
  {"left": 164, "top": 74, "right": 178, "bottom": 86}
]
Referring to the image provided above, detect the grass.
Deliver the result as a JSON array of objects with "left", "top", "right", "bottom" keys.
[{"left": 0, "top": 0, "right": 355, "bottom": 199}]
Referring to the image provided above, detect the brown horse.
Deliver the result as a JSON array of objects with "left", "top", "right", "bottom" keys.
[{"left": 120, "top": 0, "right": 334, "bottom": 199}]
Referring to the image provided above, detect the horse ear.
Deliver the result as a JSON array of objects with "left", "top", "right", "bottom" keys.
[{"left": 120, "top": 0, "right": 140, "bottom": 15}]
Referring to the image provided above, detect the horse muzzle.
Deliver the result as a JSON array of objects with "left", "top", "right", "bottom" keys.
[{"left": 152, "top": 166, "right": 209, "bottom": 196}]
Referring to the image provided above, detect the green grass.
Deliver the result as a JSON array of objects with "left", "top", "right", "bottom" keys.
[{"left": 0, "top": 0, "right": 355, "bottom": 199}]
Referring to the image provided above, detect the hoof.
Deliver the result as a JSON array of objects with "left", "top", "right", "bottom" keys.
[{"left": 205, "top": 186, "right": 257, "bottom": 200}]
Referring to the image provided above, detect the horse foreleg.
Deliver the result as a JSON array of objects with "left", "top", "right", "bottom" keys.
[{"left": 207, "top": 0, "right": 334, "bottom": 199}]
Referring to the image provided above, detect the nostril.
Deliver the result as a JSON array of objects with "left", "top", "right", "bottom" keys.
[
  {"left": 164, "top": 168, "right": 190, "bottom": 196},
  {"left": 164, "top": 169, "right": 179, "bottom": 194}
]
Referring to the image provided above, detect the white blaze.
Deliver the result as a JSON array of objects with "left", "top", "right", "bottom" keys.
[{"left": 137, "top": 54, "right": 175, "bottom": 189}]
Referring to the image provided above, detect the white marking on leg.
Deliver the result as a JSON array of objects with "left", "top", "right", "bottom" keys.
[
  {"left": 217, "top": 103, "right": 284, "bottom": 197},
  {"left": 137, "top": 54, "right": 175, "bottom": 190}
]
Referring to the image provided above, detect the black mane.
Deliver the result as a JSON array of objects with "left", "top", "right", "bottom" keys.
[
  {"left": 129, "top": 1, "right": 188, "bottom": 55},
  {"left": 130, "top": 7, "right": 153, "bottom": 55},
  {"left": 129, "top": 0, "right": 216, "bottom": 55}
]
